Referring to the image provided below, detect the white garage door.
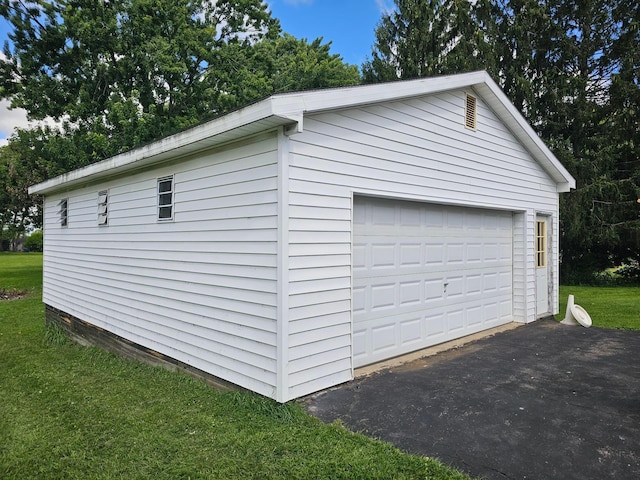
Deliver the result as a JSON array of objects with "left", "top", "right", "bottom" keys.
[{"left": 353, "top": 197, "right": 513, "bottom": 367}]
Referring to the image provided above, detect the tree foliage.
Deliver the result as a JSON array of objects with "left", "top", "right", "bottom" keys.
[
  {"left": 364, "top": 0, "right": 640, "bottom": 282},
  {"left": 362, "top": 0, "right": 497, "bottom": 82},
  {"left": 0, "top": 142, "right": 44, "bottom": 250},
  {"left": 0, "top": 0, "right": 280, "bottom": 155}
]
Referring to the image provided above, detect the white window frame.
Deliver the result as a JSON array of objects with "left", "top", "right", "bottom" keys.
[{"left": 157, "top": 176, "right": 174, "bottom": 221}]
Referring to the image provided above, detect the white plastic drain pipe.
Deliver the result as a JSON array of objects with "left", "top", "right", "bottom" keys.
[{"left": 560, "top": 294, "right": 592, "bottom": 327}]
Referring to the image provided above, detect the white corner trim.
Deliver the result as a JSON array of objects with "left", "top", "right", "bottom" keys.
[{"left": 275, "top": 127, "right": 291, "bottom": 403}]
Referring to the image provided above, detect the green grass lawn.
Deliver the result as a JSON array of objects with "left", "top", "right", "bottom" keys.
[
  {"left": 0, "top": 253, "right": 470, "bottom": 480},
  {"left": 557, "top": 285, "right": 640, "bottom": 329}
]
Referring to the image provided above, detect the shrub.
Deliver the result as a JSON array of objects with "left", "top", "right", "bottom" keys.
[
  {"left": 616, "top": 260, "right": 640, "bottom": 283},
  {"left": 24, "top": 230, "right": 43, "bottom": 252}
]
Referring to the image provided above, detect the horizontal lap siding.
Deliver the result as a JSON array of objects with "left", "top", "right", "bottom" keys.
[
  {"left": 43, "top": 133, "right": 280, "bottom": 398},
  {"left": 286, "top": 190, "right": 353, "bottom": 399},
  {"left": 286, "top": 90, "right": 559, "bottom": 398}
]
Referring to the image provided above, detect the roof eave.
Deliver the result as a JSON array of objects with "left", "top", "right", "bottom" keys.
[
  {"left": 29, "top": 70, "right": 576, "bottom": 196},
  {"left": 28, "top": 106, "right": 300, "bottom": 195}
]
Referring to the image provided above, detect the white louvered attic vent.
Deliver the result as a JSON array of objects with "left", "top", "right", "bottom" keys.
[
  {"left": 465, "top": 93, "right": 477, "bottom": 130},
  {"left": 58, "top": 198, "right": 68, "bottom": 227},
  {"left": 98, "top": 190, "right": 108, "bottom": 226}
]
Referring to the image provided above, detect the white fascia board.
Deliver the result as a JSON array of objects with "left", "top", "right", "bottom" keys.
[
  {"left": 471, "top": 75, "right": 576, "bottom": 192},
  {"left": 29, "top": 102, "right": 300, "bottom": 195},
  {"left": 270, "top": 70, "right": 489, "bottom": 116}
]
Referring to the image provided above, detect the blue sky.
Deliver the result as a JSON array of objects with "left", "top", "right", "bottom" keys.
[{"left": 0, "top": 0, "right": 389, "bottom": 145}]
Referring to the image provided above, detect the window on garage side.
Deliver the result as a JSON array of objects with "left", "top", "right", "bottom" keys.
[
  {"left": 157, "top": 176, "right": 174, "bottom": 221},
  {"left": 98, "top": 190, "right": 108, "bottom": 226},
  {"left": 59, "top": 198, "right": 68, "bottom": 227},
  {"left": 536, "top": 220, "right": 546, "bottom": 268}
]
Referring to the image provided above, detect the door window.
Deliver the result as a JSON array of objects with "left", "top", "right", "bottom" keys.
[{"left": 536, "top": 220, "right": 546, "bottom": 268}]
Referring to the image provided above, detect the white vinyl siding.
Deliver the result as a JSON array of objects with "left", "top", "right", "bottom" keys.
[
  {"left": 42, "top": 133, "right": 280, "bottom": 397},
  {"left": 285, "top": 89, "right": 559, "bottom": 398}
]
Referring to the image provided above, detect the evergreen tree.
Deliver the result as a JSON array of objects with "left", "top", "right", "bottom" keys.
[{"left": 362, "top": 0, "right": 497, "bottom": 82}]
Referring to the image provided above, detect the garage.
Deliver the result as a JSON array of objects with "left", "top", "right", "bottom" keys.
[
  {"left": 352, "top": 196, "right": 514, "bottom": 367},
  {"left": 31, "top": 71, "right": 576, "bottom": 401}
]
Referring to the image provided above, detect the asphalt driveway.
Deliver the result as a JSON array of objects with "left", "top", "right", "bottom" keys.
[{"left": 304, "top": 320, "right": 640, "bottom": 479}]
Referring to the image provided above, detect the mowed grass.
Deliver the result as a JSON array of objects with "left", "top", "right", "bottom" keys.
[
  {"left": 0, "top": 253, "right": 470, "bottom": 480},
  {"left": 557, "top": 285, "right": 640, "bottom": 330}
]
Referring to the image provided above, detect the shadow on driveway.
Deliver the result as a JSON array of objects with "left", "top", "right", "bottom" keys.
[{"left": 304, "top": 320, "right": 640, "bottom": 480}]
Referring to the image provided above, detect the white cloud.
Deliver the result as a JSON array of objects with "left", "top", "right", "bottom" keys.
[
  {"left": 375, "top": 0, "right": 394, "bottom": 14},
  {"left": 0, "top": 99, "right": 30, "bottom": 141},
  {"left": 0, "top": 51, "right": 32, "bottom": 141}
]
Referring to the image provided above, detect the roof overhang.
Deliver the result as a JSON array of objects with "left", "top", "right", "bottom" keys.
[{"left": 29, "top": 70, "right": 575, "bottom": 195}]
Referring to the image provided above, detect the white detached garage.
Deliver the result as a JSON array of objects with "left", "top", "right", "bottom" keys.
[{"left": 29, "top": 71, "right": 575, "bottom": 402}]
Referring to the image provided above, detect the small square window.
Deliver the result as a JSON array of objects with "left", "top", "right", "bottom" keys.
[
  {"left": 157, "top": 176, "right": 173, "bottom": 221},
  {"left": 58, "top": 199, "right": 68, "bottom": 227},
  {"left": 98, "top": 190, "right": 108, "bottom": 226}
]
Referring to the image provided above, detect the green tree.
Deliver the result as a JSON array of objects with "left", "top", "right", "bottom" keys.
[
  {"left": 226, "top": 34, "right": 361, "bottom": 99},
  {"left": 24, "top": 229, "right": 43, "bottom": 252},
  {"left": 0, "top": 142, "right": 44, "bottom": 251},
  {"left": 540, "top": 0, "right": 639, "bottom": 279},
  {"left": 362, "top": 0, "right": 497, "bottom": 82},
  {"left": 0, "top": 0, "right": 280, "bottom": 155},
  {"left": 493, "top": 0, "right": 559, "bottom": 119}
]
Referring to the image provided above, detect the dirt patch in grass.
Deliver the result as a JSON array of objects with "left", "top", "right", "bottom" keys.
[{"left": 0, "top": 288, "right": 29, "bottom": 301}]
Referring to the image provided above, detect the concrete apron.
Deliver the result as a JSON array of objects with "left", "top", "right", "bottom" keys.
[
  {"left": 354, "top": 322, "right": 523, "bottom": 379},
  {"left": 304, "top": 319, "right": 640, "bottom": 480}
]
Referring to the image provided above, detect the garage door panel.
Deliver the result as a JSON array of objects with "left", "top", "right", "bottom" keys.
[
  {"left": 500, "top": 299, "right": 513, "bottom": 318},
  {"left": 426, "top": 312, "right": 446, "bottom": 337},
  {"left": 370, "top": 283, "right": 396, "bottom": 311},
  {"left": 354, "top": 284, "right": 511, "bottom": 330},
  {"left": 354, "top": 274, "right": 510, "bottom": 319},
  {"left": 355, "top": 238, "right": 509, "bottom": 270},
  {"left": 467, "top": 305, "right": 483, "bottom": 327},
  {"left": 448, "top": 309, "right": 465, "bottom": 332},
  {"left": 399, "top": 243, "right": 421, "bottom": 266},
  {"left": 353, "top": 197, "right": 513, "bottom": 367},
  {"left": 445, "top": 275, "right": 464, "bottom": 298},
  {"left": 400, "top": 317, "right": 422, "bottom": 344},
  {"left": 354, "top": 303, "right": 502, "bottom": 366}
]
